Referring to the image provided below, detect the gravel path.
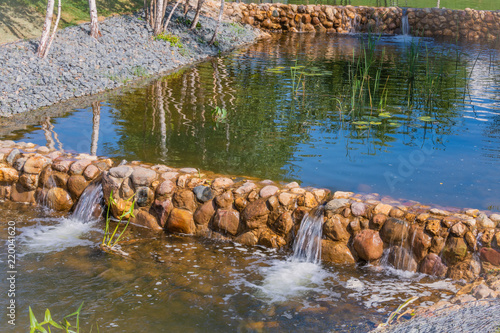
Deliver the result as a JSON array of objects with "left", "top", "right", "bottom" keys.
[
  {"left": 377, "top": 299, "right": 500, "bottom": 333},
  {"left": 0, "top": 6, "right": 263, "bottom": 117}
]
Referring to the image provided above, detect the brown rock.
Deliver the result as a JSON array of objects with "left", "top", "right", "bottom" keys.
[
  {"left": 234, "top": 182, "right": 256, "bottom": 195},
  {"left": 430, "top": 236, "right": 446, "bottom": 254},
  {"left": 243, "top": 198, "right": 270, "bottom": 229},
  {"left": 173, "top": 189, "right": 197, "bottom": 212},
  {"left": 324, "top": 215, "right": 350, "bottom": 242},
  {"left": 150, "top": 198, "right": 173, "bottom": 227},
  {"left": 46, "top": 187, "right": 73, "bottom": 211},
  {"left": 442, "top": 236, "right": 468, "bottom": 265},
  {"left": 411, "top": 227, "right": 432, "bottom": 261},
  {"left": 480, "top": 248, "right": 500, "bottom": 266},
  {"left": 212, "top": 177, "right": 234, "bottom": 191},
  {"left": 215, "top": 190, "right": 234, "bottom": 209},
  {"left": 278, "top": 192, "right": 296, "bottom": 208},
  {"left": 51, "top": 172, "right": 70, "bottom": 189},
  {"left": 235, "top": 231, "right": 258, "bottom": 246},
  {"left": 193, "top": 200, "right": 216, "bottom": 226},
  {"left": 132, "top": 210, "right": 162, "bottom": 231},
  {"left": 10, "top": 183, "right": 35, "bottom": 203},
  {"left": 321, "top": 239, "right": 355, "bottom": 264},
  {"left": 450, "top": 222, "right": 467, "bottom": 237},
  {"left": 298, "top": 192, "right": 317, "bottom": 208},
  {"left": 388, "top": 246, "right": 418, "bottom": 272},
  {"left": 234, "top": 197, "right": 248, "bottom": 212},
  {"left": 83, "top": 164, "right": 100, "bottom": 181},
  {"left": 19, "top": 173, "right": 39, "bottom": 191},
  {"left": 292, "top": 206, "right": 310, "bottom": 224},
  {"left": 351, "top": 201, "right": 366, "bottom": 217},
  {"left": 370, "top": 213, "right": 387, "bottom": 230},
  {"left": 213, "top": 209, "right": 240, "bottom": 235},
  {"left": 259, "top": 229, "right": 286, "bottom": 248},
  {"left": 69, "top": 159, "right": 92, "bottom": 176},
  {"left": 464, "top": 231, "right": 477, "bottom": 251},
  {"left": 373, "top": 203, "right": 393, "bottom": 215},
  {"left": 110, "top": 198, "right": 133, "bottom": 219},
  {"left": 166, "top": 208, "right": 195, "bottom": 234},
  {"left": 156, "top": 180, "right": 176, "bottom": 199},
  {"left": 130, "top": 167, "right": 157, "bottom": 187},
  {"left": 267, "top": 196, "right": 279, "bottom": 211},
  {"left": 271, "top": 211, "right": 294, "bottom": 236},
  {"left": 0, "top": 167, "right": 19, "bottom": 182},
  {"left": 260, "top": 185, "right": 279, "bottom": 198},
  {"left": 67, "top": 175, "right": 88, "bottom": 200},
  {"left": 389, "top": 207, "right": 405, "bottom": 218},
  {"left": 353, "top": 229, "right": 384, "bottom": 261},
  {"left": 419, "top": 253, "right": 447, "bottom": 277},
  {"left": 481, "top": 228, "right": 495, "bottom": 247},
  {"left": 426, "top": 218, "right": 442, "bottom": 236},
  {"left": 0, "top": 185, "right": 11, "bottom": 199},
  {"left": 23, "top": 155, "right": 47, "bottom": 174},
  {"left": 119, "top": 178, "right": 135, "bottom": 199},
  {"left": 380, "top": 217, "right": 409, "bottom": 245}
]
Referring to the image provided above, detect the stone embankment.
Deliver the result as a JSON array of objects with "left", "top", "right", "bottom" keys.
[
  {"left": 0, "top": 2, "right": 264, "bottom": 117},
  {"left": 224, "top": 3, "right": 500, "bottom": 40},
  {"left": 1, "top": 140, "right": 499, "bottom": 285}
]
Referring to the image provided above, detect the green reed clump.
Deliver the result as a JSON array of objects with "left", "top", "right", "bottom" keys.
[
  {"left": 29, "top": 302, "right": 86, "bottom": 333},
  {"left": 102, "top": 191, "right": 135, "bottom": 248}
]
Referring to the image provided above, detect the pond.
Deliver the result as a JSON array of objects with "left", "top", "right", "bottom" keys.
[
  {"left": 4, "top": 33, "right": 500, "bottom": 211},
  {"left": 0, "top": 201, "right": 458, "bottom": 332}
]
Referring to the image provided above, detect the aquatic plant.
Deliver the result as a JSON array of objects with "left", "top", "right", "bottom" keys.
[
  {"left": 102, "top": 191, "right": 136, "bottom": 249},
  {"left": 29, "top": 302, "right": 84, "bottom": 333},
  {"left": 212, "top": 106, "right": 228, "bottom": 123},
  {"left": 377, "top": 296, "right": 418, "bottom": 328}
]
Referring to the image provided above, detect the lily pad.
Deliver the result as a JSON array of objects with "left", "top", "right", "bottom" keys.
[{"left": 418, "top": 116, "right": 436, "bottom": 122}]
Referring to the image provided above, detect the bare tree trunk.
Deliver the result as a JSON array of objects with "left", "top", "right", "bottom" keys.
[
  {"left": 91, "top": 101, "right": 101, "bottom": 156},
  {"left": 42, "top": 0, "right": 62, "bottom": 58},
  {"left": 436, "top": 0, "right": 440, "bottom": 8},
  {"left": 37, "top": 0, "right": 55, "bottom": 57},
  {"left": 190, "top": 0, "right": 205, "bottom": 30},
  {"left": 88, "top": 0, "right": 102, "bottom": 38},
  {"left": 164, "top": 0, "right": 182, "bottom": 30},
  {"left": 209, "top": 0, "right": 224, "bottom": 45},
  {"left": 153, "top": 0, "right": 165, "bottom": 35},
  {"left": 183, "top": 0, "right": 190, "bottom": 17}
]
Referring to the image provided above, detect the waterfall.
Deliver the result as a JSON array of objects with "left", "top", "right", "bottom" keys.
[
  {"left": 401, "top": 8, "right": 410, "bottom": 35},
  {"left": 71, "top": 182, "right": 103, "bottom": 222},
  {"left": 290, "top": 205, "right": 325, "bottom": 264},
  {"left": 348, "top": 14, "right": 361, "bottom": 34}
]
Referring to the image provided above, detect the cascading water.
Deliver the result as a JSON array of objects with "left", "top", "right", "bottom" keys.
[
  {"left": 401, "top": 8, "right": 410, "bottom": 35},
  {"left": 19, "top": 182, "right": 103, "bottom": 253},
  {"left": 290, "top": 205, "right": 325, "bottom": 264}
]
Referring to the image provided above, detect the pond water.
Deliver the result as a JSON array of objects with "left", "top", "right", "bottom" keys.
[
  {"left": 4, "top": 33, "right": 500, "bottom": 211},
  {"left": 0, "top": 202, "right": 459, "bottom": 332}
]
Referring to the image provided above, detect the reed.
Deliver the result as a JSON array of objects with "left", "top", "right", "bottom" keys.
[
  {"left": 29, "top": 302, "right": 84, "bottom": 333},
  {"left": 102, "top": 191, "right": 136, "bottom": 248}
]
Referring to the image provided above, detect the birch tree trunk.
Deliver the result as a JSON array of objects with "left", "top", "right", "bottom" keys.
[
  {"left": 153, "top": 0, "right": 165, "bottom": 35},
  {"left": 164, "top": 0, "right": 182, "bottom": 31},
  {"left": 88, "top": 0, "right": 102, "bottom": 38},
  {"left": 37, "top": 0, "right": 55, "bottom": 57},
  {"left": 209, "top": 0, "right": 224, "bottom": 45},
  {"left": 43, "top": 0, "right": 62, "bottom": 58},
  {"left": 91, "top": 101, "right": 101, "bottom": 156},
  {"left": 190, "top": 0, "right": 205, "bottom": 30}
]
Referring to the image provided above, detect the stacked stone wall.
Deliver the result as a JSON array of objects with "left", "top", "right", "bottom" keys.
[
  {"left": 223, "top": 3, "right": 500, "bottom": 40},
  {"left": 1, "top": 140, "right": 500, "bottom": 282}
]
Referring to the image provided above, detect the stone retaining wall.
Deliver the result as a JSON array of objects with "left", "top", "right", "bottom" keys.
[
  {"left": 224, "top": 3, "right": 500, "bottom": 40},
  {"left": 1, "top": 140, "right": 499, "bottom": 282}
]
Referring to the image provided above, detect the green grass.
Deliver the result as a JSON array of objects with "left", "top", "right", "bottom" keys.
[{"left": 155, "top": 32, "right": 183, "bottom": 48}]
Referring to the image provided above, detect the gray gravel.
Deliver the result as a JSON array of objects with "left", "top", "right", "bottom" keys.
[
  {"left": 378, "top": 299, "right": 500, "bottom": 333},
  {"left": 0, "top": 7, "right": 262, "bottom": 117}
]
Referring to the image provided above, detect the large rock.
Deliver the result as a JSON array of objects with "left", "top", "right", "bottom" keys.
[
  {"left": 353, "top": 229, "right": 384, "bottom": 261},
  {"left": 258, "top": 229, "right": 286, "bottom": 248},
  {"left": 69, "top": 159, "right": 92, "bottom": 176},
  {"left": 67, "top": 175, "right": 88, "bottom": 200},
  {"left": 271, "top": 211, "right": 294, "bottom": 236},
  {"left": 476, "top": 213, "right": 496, "bottom": 229},
  {"left": 419, "top": 253, "right": 447, "bottom": 277},
  {"left": 212, "top": 209, "right": 240, "bottom": 235},
  {"left": 321, "top": 239, "right": 355, "bottom": 264},
  {"left": 212, "top": 177, "right": 234, "bottom": 191},
  {"left": 10, "top": 183, "right": 35, "bottom": 203},
  {"left": 242, "top": 198, "right": 270, "bottom": 229},
  {"left": 52, "top": 158, "right": 74, "bottom": 173},
  {"left": 215, "top": 190, "right": 234, "bottom": 208},
  {"left": 234, "top": 182, "right": 256, "bottom": 195},
  {"left": 194, "top": 200, "right": 216, "bottom": 226},
  {"left": 442, "top": 236, "right": 468, "bottom": 265},
  {"left": 410, "top": 227, "right": 432, "bottom": 261},
  {"left": 193, "top": 185, "right": 213, "bottom": 202},
  {"left": 46, "top": 187, "right": 73, "bottom": 211},
  {"left": 380, "top": 217, "right": 409, "bottom": 245},
  {"left": 109, "top": 166, "right": 133, "bottom": 178},
  {"left": 325, "top": 199, "right": 349, "bottom": 212},
  {"left": 173, "top": 189, "right": 197, "bottom": 212},
  {"left": 23, "top": 155, "right": 47, "bottom": 174},
  {"left": 0, "top": 167, "right": 19, "bottom": 182},
  {"left": 156, "top": 180, "right": 176, "bottom": 199},
  {"left": 83, "top": 164, "right": 100, "bottom": 180},
  {"left": 323, "top": 215, "right": 350, "bottom": 242},
  {"left": 235, "top": 231, "right": 258, "bottom": 246},
  {"left": 18, "top": 173, "right": 39, "bottom": 190},
  {"left": 373, "top": 203, "right": 393, "bottom": 215},
  {"left": 297, "top": 192, "right": 318, "bottom": 208},
  {"left": 278, "top": 192, "right": 296, "bottom": 207},
  {"left": 260, "top": 185, "right": 279, "bottom": 198},
  {"left": 480, "top": 248, "right": 500, "bottom": 266},
  {"left": 102, "top": 171, "right": 123, "bottom": 203},
  {"left": 387, "top": 246, "right": 418, "bottom": 272},
  {"left": 150, "top": 198, "right": 173, "bottom": 227},
  {"left": 351, "top": 202, "right": 366, "bottom": 216},
  {"left": 131, "top": 167, "right": 157, "bottom": 187},
  {"left": 131, "top": 210, "right": 162, "bottom": 231},
  {"left": 166, "top": 208, "right": 195, "bottom": 234}
]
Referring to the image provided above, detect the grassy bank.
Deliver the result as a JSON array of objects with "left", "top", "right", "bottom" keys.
[{"left": 0, "top": 0, "right": 143, "bottom": 44}]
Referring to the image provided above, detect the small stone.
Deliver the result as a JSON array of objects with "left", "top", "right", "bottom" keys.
[
  {"left": 290, "top": 187, "right": 306, "bottom": 194},
  {"left": 215, "top": 190, "right": 234, "bottom": 208},
  {"left": 166, "top": 208, "right": 195, "bottom": 234},
  {"left": 234, "top": 182, "right": 256, "bottom": 195},
  {"left": 0, "top": 167, "right": 19, "bottom": 182},
  {"left": 476, "top": 213, "right": 496, "bottom": 229},
  {"left": 23, "top": 155, "right": 47, "bottom": 174},
  {"left": 213, "top": 209, "right": 240, "bottom": 235},
  {"left": 179, "top": 167, "right": 198, "bottom": 174},
  {"left": 69, "top": 159, "right": 92, "bottom": 175},
  {"left": 161, "top": 171, "right": 179, "bottom": 181},
  {"left": 83, "top": 164, "right": 100, "bottom": 180},
  {"left": 52, "top": 158, "right": 74, "bottom": 173},
  {"left": 472, "top": 284, "right": 496, "bottom": 299},
  {"left": 109, "top": 165, "right": 133, "bottom": 178},
  {"left": 284, "top": 181, "right": 299, "bottom": 189},
  {"left": 278, "top": 192, "right": 296, "bottom": 207},
  {"left": 193, "top": 185, "right": 213, "bottom": 202},
  {"left": 450, "top": 222, "right": 467, "bottom": 237},
  {"left": 489, "top": 214, "right": 500, "bottom": 225},
  {"left": 212, "top": 177, "right": 234, "bottom": 190},
  {"left": 260, "top": 185, "right": 279, "bottom": 198},
  {"left": 37, "top": 146, "right": 50, "bottom": 153},
  {"left": 351, "top": 202, "right": 366, "bottom": 217},
  {"left": 373, "top": 203, "right": 393, "bottom": 215},
  {"left": 430, "top": 208, "right": 449, "bottom": 216},
  {"left": 325, "top": 199, "right": 350, "bottom": 212},
  {"left": 131, "top": 167, "right": 157, "bottom": 187},
  {"left": 333, "top": 191, "right": 353, "bottom": 199}
]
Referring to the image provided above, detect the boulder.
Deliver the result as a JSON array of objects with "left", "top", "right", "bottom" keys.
[
  {"left": 194, "top": 200, "right": 216, "bottom": 226},
  {"left": 173, "top": 189, "right": 197, "bottom": 212},
  {"left": 234, "top": 182, "right": 256, "bottom": 195},
  {"left": 46, "top": 187, "right": 73, "bottom": 211},
  {"left": 321, "top": 239, "right": 355, "bottom": 264},
  {"left": 242, "top": 198, "right": 270, "bottom": 229},
  {"left": 18, "top": 173, "right": 39, "bottom": 191},
  {"left": 258, "top": 229, "right": 286, "bottom": 248},
  {"left": 410, "top": 227, "right": 432, "bottom": 261},
  {"left": 419, "top": 253, "right": 447, "bottom": 277},
  {"left": 380, "top": 217, "right": 409, "bottom": 245},
  {"left": 351, "top": 202, "right": 366, "bottom": 216},
  {"left": 323, "top": 215, "right": 350, "bottom": 242},
  {"left": 132, "top": 210, "right": 162, "bottom": 231},
  {"left": 353, "top": 229, "right": 384, "bottom": 261},
  {"left": 130, "top": 167, "right": 157, "bottom": 187},
  {"left": 23, "top": 155, "right": 47, "bottom": 174},
  {"left": 212, "top": 177, "right": 234, "bottom": 191},
  {"left": 271, "top": 211, "right": 294, "bottom": 236},
  {"left": 67, "top": 175, "right": 88, "bottom": 200},
  {"left": 325, "top": 199, "right": 349, "bottom": 212},
  {"left": 212, "top": 209, "right": 240, "bottom": 235},
  {"left": 83, "top": 164, "right": 100, "bottom": 180},
  {"left": 166, "top": 208, "right": 195, "bottom": 234},
  {"left": 109, "top": 165, "right": 133, "bottom": 178},
  {"left": 0, "top": 167, "right": 19, "bottom": 182},
  {"left": 156, "top": 180, "right": 176, "bottom": 199}
]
